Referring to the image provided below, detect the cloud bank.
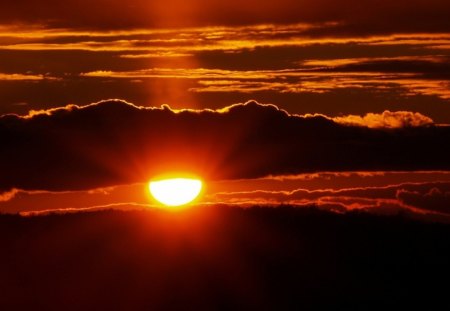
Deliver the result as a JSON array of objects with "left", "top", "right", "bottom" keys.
[{"left": 1, "top": 100, "right": 449, "bottom": 192}]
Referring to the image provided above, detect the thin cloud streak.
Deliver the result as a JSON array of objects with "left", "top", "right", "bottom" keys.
[
  {"left": 18, "top": 202, "right": 153, "bottom": 217},
  {"left": 0, "top": 22, "right": 448, "bottom": 121},
  {"left": 1, "top": 24, "right": 449, "bottom": 54},
  {"left": 0, "top": 73, "right": 59, "bottom": 81},
  {"left": 208, "top": 181, "right": 450, "bottom": 217},
  {"left": 81, "top": 67, "right": 450, "bottom": 100}
]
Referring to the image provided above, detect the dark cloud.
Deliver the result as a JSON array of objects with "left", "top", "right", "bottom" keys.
[
  {"left": 313, "top": 57, "right": 450, "bottom": 79},
  {"left": 397, "top": 186, "right": 450, "bottom": 213},
  {"left": 1, "top": 100, "right": 449, "bottom": 192},
  {"left": 248, "top": 90, "right": 450, "bottom": 125},
  {"left": 212, "top": 182, "right": 450, "bottom": 202},
  {"left": 196, "top": 44, "right": 440, "bottom": 71},
  {"left": 0, "top": 50, "right": 150, "bottom": 76},
  {"left": 2, "top": 81, "right": 449, "bottom": 124},
  {"left": 211, "top": 180, "right": 448, "bottom": 196},
  {"left": 0, "top": 0, "right": 449, "bottom": 33},
  {"left": 209, "top": 181, "right": 450, "bottom": 220}
]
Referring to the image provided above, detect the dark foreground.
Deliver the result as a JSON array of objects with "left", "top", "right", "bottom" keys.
[{"left": 1, "top": 206, "right": 449, "bottom": 310}]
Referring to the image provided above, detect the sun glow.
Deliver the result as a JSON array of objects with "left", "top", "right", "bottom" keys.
[{"left": 149, "top": 178, "right": 203, "bottom": 207}]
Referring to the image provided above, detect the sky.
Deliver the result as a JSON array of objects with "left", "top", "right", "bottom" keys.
[{"left": 1, "top": 0, "right": 450, "bottom": 220}]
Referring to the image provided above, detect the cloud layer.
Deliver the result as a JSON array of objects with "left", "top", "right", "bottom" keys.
[
  {"left": 1, "top": 100, "right": 449, "bottom": 192},
  {"left": 209, "top": 181, "right": 450, "bottom": 215},
  {"left": 0, "top": 0, "right": 449, "bottom": 32},
  {"left": 1, "top": 23, "right": 449, "bottom": 123}
]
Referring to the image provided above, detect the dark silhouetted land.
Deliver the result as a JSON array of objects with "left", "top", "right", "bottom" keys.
[{"left": 1, "top": 206, "right": 449, "bottom": 310}]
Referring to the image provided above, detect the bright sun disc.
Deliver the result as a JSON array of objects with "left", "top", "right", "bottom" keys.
[{"left": 149, "top": 178, "right": 203, "bottom": 207}]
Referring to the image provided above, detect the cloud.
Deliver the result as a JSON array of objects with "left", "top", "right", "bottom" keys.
[
  {"left": 18, "top": 202, "right": 151, "bottom": 217},
  {"left": 1, "top": 23, "right": 449, "bottom": 123},
  {"left": 1, "top": 99, "right": 449, "bottom": 192},
  {"left": 0, "top": 188, "right": 19, "bottom": 202},
  {"left": 397, "top": 187, "right": 450, "bottom": 213},
  {"left": 210, "top": 182, "right": 450, "bottom": 202},
  {"left": 0, "top": 73, "right": 58, "bottom": 81},
  {"left": 0, "top": 0, "right": 449, "bottom": 33},
  {"left": 209, "top": 181, "right": 450, "bottom": 217},
  {"left": 2, "top": 24, "right": 449, "bottom": 57},
  {"left": 3, "top": 170, "right": 450, "bottom": 215},
  {"left": 80, "top": 60, "right": 450, "bottom": 100},
  {"left": 333, "top": 110, "right": 434, "bottom": 128}
]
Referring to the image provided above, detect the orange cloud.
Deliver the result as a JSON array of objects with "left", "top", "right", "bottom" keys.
[
  {"left": 0, "top": 188, "right": 19, "bottom": 202},
  {"left": 1, "top": 23, "right": 449, "bottom": 55},
  {"left": 333, "top": 110, "right": 434, "bottom": 128},
  {"left": 80, "top": 67, "right": 450, "bottom": 100},
  {"left": 0, "top": 73, "right": 58, "bottom": 81}
]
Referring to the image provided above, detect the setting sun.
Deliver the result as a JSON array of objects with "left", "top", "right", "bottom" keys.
[{"left": 149, "top": 178, "right": 203, "bottom": 207}]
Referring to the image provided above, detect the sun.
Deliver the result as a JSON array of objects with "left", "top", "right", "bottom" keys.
[{"left": 149, "top": 177, "right": 203, "bottom": 207}]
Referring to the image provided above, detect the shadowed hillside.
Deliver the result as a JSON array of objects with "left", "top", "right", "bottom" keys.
[{"left": 1, "top": 206, "right": 449, "bottom": 310}]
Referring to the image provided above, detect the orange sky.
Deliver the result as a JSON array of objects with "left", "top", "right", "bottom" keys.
[
  {"left": 1, "top": 170, "right": 449, "bottom": 223},
  {"left": 0, "top": 0, "right": 449, "bottom": 219},
  {"left": 2, "top": 4, "right": 450, "bottom": 311}
]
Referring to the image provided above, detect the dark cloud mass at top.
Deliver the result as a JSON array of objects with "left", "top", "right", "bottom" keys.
[
  {"left": 0, "top": 0, "right": 449, "bottom": 33},
  {"left": 1, "top": 100, "right": 449, "bottom": 192}
]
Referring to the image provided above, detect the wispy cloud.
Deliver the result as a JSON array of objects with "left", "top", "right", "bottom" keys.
[
  {"left": 208, "top": 181, "right": 450, "bottom": 217},
  {"left": 0, "top": 23, "right": 449, "bottom": 122},
  {"left": 1, "top": 23, "right": 449, "bottom": 55},
  {"left": 80, "top": 66, "right": 450, "bottom": 100},
  {"left": 333, "top": 110, "right": 434, "bottom": 128},
  {"left": 0, "top": 72, "right": 59, "bottom": 81}
]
